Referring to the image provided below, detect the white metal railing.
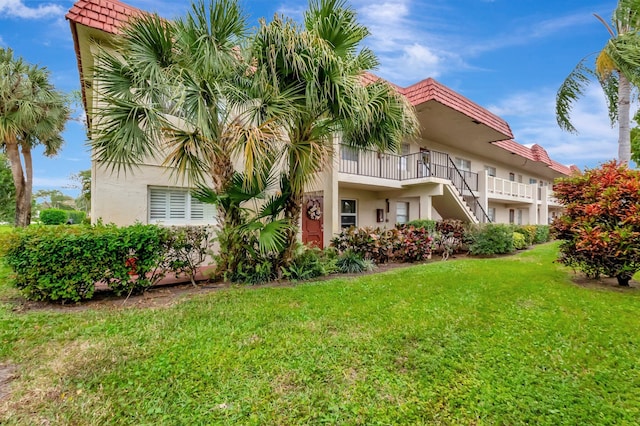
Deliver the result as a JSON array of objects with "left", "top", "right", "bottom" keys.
[{"left": 487, "top": 176, "right": 533, "bottom": 200}]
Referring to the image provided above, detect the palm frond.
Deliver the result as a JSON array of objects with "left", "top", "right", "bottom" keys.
[{"left": 556, "top": 57, "right": 595, "bottom": 133}]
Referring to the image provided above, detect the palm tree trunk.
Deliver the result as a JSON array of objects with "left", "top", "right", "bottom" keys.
[
  {"left": 4, "top": 141, "right": 29, "bottom": 227},
  {"left": 281, "top": 190, "right": 303, "bottom": 265},
  {"left": 21, "top": 145, "right": 33, "bottom": 225},
  {"left": 618, "top": 73, "right": 632, "bottom": 164}
]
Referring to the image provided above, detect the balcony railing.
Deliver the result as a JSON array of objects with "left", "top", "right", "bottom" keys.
[
  {"left": 339, "top": 145, "right": 479, "bottom": 191},
  {"left": 487, "top": 176, "right": 533, "bottom": 200}
]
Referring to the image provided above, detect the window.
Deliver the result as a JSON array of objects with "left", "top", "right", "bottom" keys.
[
  {"left": 517, "top": 174, "right": 523, "bottom": 183},
  {"left": 399, "top": 143, "right": 410, "bottom": 172},
  {"left": 529, "top": 178, "right": 537, "bottom": 184},
  {"left": 487, "top": 207, "right": 496, "bottom": 222},
  {"left": 517, "top": 209, "right": 523, "bottom": 225},
  {"left": 509, "top": 209, "right": 515, "bottom": 224},
  {"left": 149, "top": 187, "right": 216, "bottom": 224},
  {"left": 340, "top": 199, "right": 357, "bottom": 228},
  {"left": 455, "top": 157, "right": 471, "bottom": 171},
  {"left": 508, "top": 172, "right": 515, "bottom": 182},
  {"left": 341, "top": 146, "right": 358, "bottom": 162},
  {"left": 484, "top": 166, "right": 496, "bottom": 177},
  {"left": 396, "top": 202, "right": 409, "bottom": 224}
]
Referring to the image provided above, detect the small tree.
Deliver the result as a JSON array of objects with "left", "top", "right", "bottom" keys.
[
  {"left": 0, "top": 48, "right": 70, "bottom": 227},
  {"left": 552, "top": 161, "right": 640, "bottom": 286}
]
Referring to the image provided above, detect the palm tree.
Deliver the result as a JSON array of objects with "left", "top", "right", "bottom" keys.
[
  {"left": 91, "top": 0, "right": 263, "bottom": 215},
  {"left": 248, "top": 0, "right": 418, "bottom": 262},
  {"left": 91, "top": 0, "right": 281, "bottom": 273},
  {"left": 556, "top": 0, "right": 640, "bottom": 164},
  {"left": 0, "top": 48, "right": 69, "bottom": 227}
]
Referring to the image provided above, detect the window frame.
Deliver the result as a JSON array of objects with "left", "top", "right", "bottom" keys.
[
  {"left": 484, "top": 166, "right": 497, "bottom": 177},
  {"left": 148, "top": 186, "right": 217, "bottom": 225},
  {"left": 340, "top": 199, "right": 357, "bottom": 228},
  {"left": 396, "top": 201, "right": 409, "bottom": 225},
  {"left": 455, "top": 157, "right": 471, "bottom": 171}
]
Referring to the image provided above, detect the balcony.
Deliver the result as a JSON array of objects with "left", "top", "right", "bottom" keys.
[
  {"left": 486, "top": 176, "right": 534, "bottom": 202},
  {"left": 338, "top": 145, "right": 478, "bottom": 191}
]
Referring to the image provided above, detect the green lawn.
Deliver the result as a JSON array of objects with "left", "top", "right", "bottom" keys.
[{"left": 1, "top": 243, "right": 640, "bottom": 424}]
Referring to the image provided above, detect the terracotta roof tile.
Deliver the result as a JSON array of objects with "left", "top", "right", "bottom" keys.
[
  {"left": 66, "top": 0, "right": 141, "bottom": 35},
  {"left": 401, "top": 77, "right": 513, "bottom": 139},
  {"left": 492, "top": 140, "right": 573, "bottom": 176}
]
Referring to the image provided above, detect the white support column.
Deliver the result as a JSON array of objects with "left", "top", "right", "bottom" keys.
[
  {"left": 528, "top": 183, "right": 538, "bottom": 225},
  {"left": 540, "top": 186, "right": 549, "bottom": 225},
  {"left": 478, "top": 170, "right": 489, "bottom": 221},
  {"left": 419, "top": 195, "right": 432, "bottom": 220},
  {"left": 324, "top": 139, "right": 340, "bottom": 246}
]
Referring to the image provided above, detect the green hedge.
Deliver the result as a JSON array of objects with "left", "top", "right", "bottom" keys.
[
  {"left": 468, "top": 224, "right": 515, "bottom": 255},
  {"left": 39, "top": 209, "right": 67, "bottom": 225},
  {"left": 1, "top": 224, "right": 211, "bottom": 302}
]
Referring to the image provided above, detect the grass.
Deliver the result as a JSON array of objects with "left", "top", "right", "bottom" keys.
[{"left": 1, "top": 243, "right": 640, "bottom": 424}]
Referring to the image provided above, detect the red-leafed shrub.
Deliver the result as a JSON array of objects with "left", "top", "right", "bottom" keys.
[
  {"left": 393, "top": 225, "right": 434, "bottom": 262},
  {"left": 552, "top": 161, "right": 640, "bottom": 286},
  {"left": 330, "top": 226, "right": 399, "bottom": 264}
]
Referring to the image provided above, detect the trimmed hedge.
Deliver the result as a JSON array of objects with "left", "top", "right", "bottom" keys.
[
  {"left": 468, "top": 224, "right": 515, "bottom": 255},
  {"left": 1, "top": 224, "right": 211, "bottom": 302},
  {"left": 39, "top": 209, "right": 67, "bottom": 225}
]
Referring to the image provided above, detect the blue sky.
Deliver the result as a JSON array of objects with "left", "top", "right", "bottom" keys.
[{"left": 0, "top": 0, "right": 624, "bottom": 196}]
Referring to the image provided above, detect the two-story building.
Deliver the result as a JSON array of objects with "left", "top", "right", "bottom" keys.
[{"left": 67, "top": 0, "right": 577, "bottom": 249}]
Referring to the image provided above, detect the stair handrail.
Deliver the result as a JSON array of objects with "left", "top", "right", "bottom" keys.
[{"left": 447, "top": 157, "right": 492, "bottom": 223}]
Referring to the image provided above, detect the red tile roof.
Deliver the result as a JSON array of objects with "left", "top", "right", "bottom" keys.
[
  {"left": 492, "top": 140, "right": 573, "bottom": 176},
  {"left": 66, "top": 0, "right": 141, "bottom": 34},
  {"left": 400, "top": 78, "right": 513, "bottom": 140}
]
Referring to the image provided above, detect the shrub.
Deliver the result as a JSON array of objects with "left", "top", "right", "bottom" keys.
[
  {"left": 39, "top": 209, "right": 67, "bottom": 225},
  {"left": 281, "top": 245, "right": 335, "bottom": 281},
  {"left": 514, "top": 225, "right": 536, "bottom": 246},
  {"left": 393, "top": 225, "right": 434, "bottom": 262},
  {"left": 405, "top": 219, "right": 437, "bottom": 233},
  {"left": 336, "top": 249, "right": 375, "bottom": 273},
  {"left": 233, "top": 257, "right": 277, "bottom": 285},
  {"left": 513, "top": 232, "right": 527, "bottom": 250},
  {"left": 164, "top": 225, "right": 212, "bottom": 286},
  {"left": 433, "top": 219, "right": 466, "bottom": 258},
  {"left": 66, "top": 210, "right": 86, "bottom": 224},
  {"left": 331, "top": 226, "right": 398, "bottom": 264},
  {"left": 552, "top": 161, "right": 640, "bottom": 286},
  {"left": 1, "top": 224, "right": 213, "bottom": 302},
  {"left": 533, "top": 225, "right": 550, "bottom": 244},
  {"left": 468, "top": 224, "right": 515, "bottom": 255}
]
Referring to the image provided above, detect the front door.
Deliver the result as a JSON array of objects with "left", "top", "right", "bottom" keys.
[{"left": 302, "top": 196, "right": 324, "bottom": 248}]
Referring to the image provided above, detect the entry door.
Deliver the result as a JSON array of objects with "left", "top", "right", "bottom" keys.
[{"left": 302, "top": 196, "right": 324, "bottom": 248}]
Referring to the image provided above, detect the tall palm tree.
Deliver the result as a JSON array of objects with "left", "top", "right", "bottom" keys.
[
  {"left": 556, "top": 0, "right": 640, "bottom": 164},
  {"left": 0, "top": 48, "right": 69, "bottom": 227},
  {"left": 248, "top": 0, "right": 418, "bottom": 262}
]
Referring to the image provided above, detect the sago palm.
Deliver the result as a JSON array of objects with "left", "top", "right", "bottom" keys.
[
  {"left": 248, "top": 0, "right": 418, "bottom": 263},
  {"left": 0, "top": 47, "right": 69, "bottom": 227},
  {"left": 556, "top": 0, "right": 640, "bottom": 164}
]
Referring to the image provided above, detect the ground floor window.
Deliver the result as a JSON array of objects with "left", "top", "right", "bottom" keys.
[
  {"left": 509, "top": 209, "right": 515, "bottom": 224},
  {"left": 517, "top": 209, "right": 523, "bottom": 225},
  {"left": 149, "top": 187, "right": 216, "bottom": 224},
  {"left": 340, "top": 199, "right": 357, "bottom": 228},
  {"left": 396, "top": 201, "right": 409, "bottom": 224},
  {"left": 487, "top": 207, "right": 496, "bottom": 222}
]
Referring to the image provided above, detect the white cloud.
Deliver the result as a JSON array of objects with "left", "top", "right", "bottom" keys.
[
  {"left": 487, "top": 84, "right": 627, "bottom": 168},
  {"left": 0, "top": 0, "right": 64, "bottom": 19}
]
